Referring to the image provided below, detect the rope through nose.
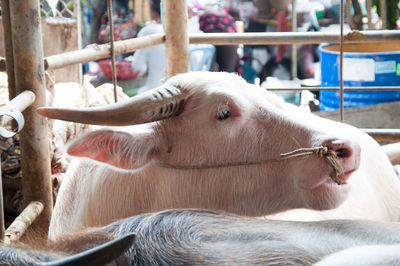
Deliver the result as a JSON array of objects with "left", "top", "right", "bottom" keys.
[
  {"left": 279, "top": 146, "right": 345, "bottom": 185},
  {"left": 157, "top": 146, "right": 345, "bottom": 185}
]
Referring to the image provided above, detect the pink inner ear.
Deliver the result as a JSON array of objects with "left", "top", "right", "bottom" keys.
[{"left": 67, "top": 131, "right": 147, "bottom": 170}]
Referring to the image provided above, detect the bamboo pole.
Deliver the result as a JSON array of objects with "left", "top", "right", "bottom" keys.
[
  {"left": 1, "top": 0, "right": 16, "bottom": 100},
  {"left": 10, "top": 0, "right": 53, "bottom": 233},
  {"left": 164, "top": 0, "right": 189, "bottom": 77},
  {"left": 45, "top": 33, "right": 165, "bottom": 69},
  {"left": 3, "top": 201, "right": 44, "bottom": 245}
]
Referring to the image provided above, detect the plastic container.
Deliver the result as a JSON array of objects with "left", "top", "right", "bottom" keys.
[
  {"left": 319, "top": 43, "right": 400, "bottom": 111},
  {"left": 99, "top": 59, "right": 140, "bottom": 80}
]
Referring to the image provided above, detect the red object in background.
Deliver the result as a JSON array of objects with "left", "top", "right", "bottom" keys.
[
  {"left": 99, "top": 59, "right": 140, "bottom": 80},
  {"left": 276, "top": 10, "right": 289, "bottom": 63}
]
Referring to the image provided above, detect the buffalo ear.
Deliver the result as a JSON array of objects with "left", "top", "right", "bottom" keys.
[{"left": 66, "top": 129, "right": 156, "bottom": 170}]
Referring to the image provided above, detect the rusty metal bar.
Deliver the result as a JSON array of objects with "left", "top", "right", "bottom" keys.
[
  {"left": 339, "top": 0, "right": 344, "bottom": 122},
  {"left": 291, "top": 0, "right": 297, "bottom": 79},
  {"left": 10, "top": 0, "right": 53, "bottom": 233},
  {"left": 107, "top": 0, "right": 118, "bottom": 103},
  {"left": 0, "top": 167, "right": 4, "bottom": 241},
  {"left": 3, "top": 201, "right": 44, "bottom": 245},
  {"left": 366, "top": 0, "right": 373, "bottom": 30},
  {"left": 0, "top": 0, "right": 14, "bottom": 241},
  {"left": 362, "top": 129, "right": 400, "bottom": 142},
  {"left": 1, "top": 0, "right": 16, "bottom": 100},
  {"left": 188, "top": 30, "right": 400, "bottom": 45},
  {"left": 380, "top": 0, "right": 386, "bottom": 29},
  {"left": 164, "top": 0, "right": 189, "bottom": 77},
  {"left": 45, "top": 33, "right": 165, "bottom": 70},
  {"left": 266, "top": 86, "right": 400, "bottom": 91}
]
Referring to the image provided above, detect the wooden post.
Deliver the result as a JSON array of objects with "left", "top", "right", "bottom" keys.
[
  {"left": 1, "top": 0, "right": 16, "bottom": 101},
  {"left": 164, "top": 0, "right": 189, "bottom": 78},
  {"left": 9, "top": 0, "right": 53, "bottom": 232}
]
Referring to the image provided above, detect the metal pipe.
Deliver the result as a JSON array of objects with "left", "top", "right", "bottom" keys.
[
  {"left": 10, "top": 0, "right": 53, "bottom": 233},
  {"left": 266, "top": 86, "right": 400, "bottom": 91},
  {"left": 291, "top": 0, "right": 297, "bottom": 79},
  {"left": 107, "top": 0, "right": 118, "bottom": 103},
  {"left": 188, "top": 30, "right": 400, "bottom": 45},
  {"left": 380, "top": 0, "right": 386, "bottom": 29},
  {"left": 362, "top": 129, "right": 400, "bottom": 142},
  {"left": 0, "top": 0, "right": 15, "bottom": 241},
  {"left": 1, "top": 90, "right": 36, "bottom": 126},
  {"left": 339, "top": 0, "right": 344, "bottom": 122},
  {"left": 164, "top": 0, "right": 189, "bottom": 77},
  {"left": 45, "top": 33, "right": 165, "bottom": 69},
  {"left": 0, "top": 168, "right": 4, "bottom": 240},
  {"left": 1, "top": 0, "right": 16, "bottom": 100},
  {"left": 366, "top": 0, "right": 373, "bottom": 30}
]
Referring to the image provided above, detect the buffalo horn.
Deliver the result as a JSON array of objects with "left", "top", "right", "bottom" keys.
[{"left": 37, "top": 85, "right": 187, "bottom": 126}]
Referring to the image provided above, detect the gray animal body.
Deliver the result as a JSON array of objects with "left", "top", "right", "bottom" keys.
[{"left": 1, "top": 209, "right": 400, "bottom": 265}]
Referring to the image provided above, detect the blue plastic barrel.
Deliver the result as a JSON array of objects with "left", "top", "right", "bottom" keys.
[{"left": 319, "top": 43, "right": 400, "bottom": 111}]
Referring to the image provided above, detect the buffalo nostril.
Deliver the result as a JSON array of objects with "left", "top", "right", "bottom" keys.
[
  {"left": 336, "top": 148, "right": 351, "bottom": 159},
  {"left": 324, "top": 139, "right": 358, "bottom": 159}
]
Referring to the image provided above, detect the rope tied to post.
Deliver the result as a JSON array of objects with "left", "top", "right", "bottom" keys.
[{"left": 157, "top": 146, "right": 345, "bottom": 185}]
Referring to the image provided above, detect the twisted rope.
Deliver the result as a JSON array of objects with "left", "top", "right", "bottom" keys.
[{"left": 157, "top": 146, "right": 345, "bottom": 185}]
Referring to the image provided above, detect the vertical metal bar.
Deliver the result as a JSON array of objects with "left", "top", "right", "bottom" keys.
[
  {"left": 291, "top": 0, "right": 297, "bottom": 79},
  {"left": 74, "top": 0, "right": 83, "bottom": 84},
  {"left": 9, "top": 0, "right": 53, "bottom": 232},
  {"left": 339, "top": 0, "right": 344, "bottom": 122},
  {"left": 366, "top": 0, "right": 373, "bottom": 30},
  {"left": 345, "top": 0, "right": 355, "bottom": 29},
  {"left": 380, "top": 0, "right": 386, "bottom": 29},
  {"left": 0, "top": 0, "right": 14, "bottom": 239},
  {"left": 0, "top": 164, "right": 4, "bottom": 240},
  {"left": 164, "top": 0, "right": 189, "bottom": 77},
  {"left": 107, "top": 0, "right": 118, "bottom": 103},
  {"left": 143, "top": 0, "right": 151, "bottom": 22},
  {"left": 134, "top": 0, "right": 144, "bottom": 23},
  {"left": 1, "top": 0, "right": 16, "bottom": 101}
]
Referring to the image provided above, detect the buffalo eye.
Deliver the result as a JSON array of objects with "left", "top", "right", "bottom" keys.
[{"left": 216, "top": 109, "right": 230, "bottom": 120}]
